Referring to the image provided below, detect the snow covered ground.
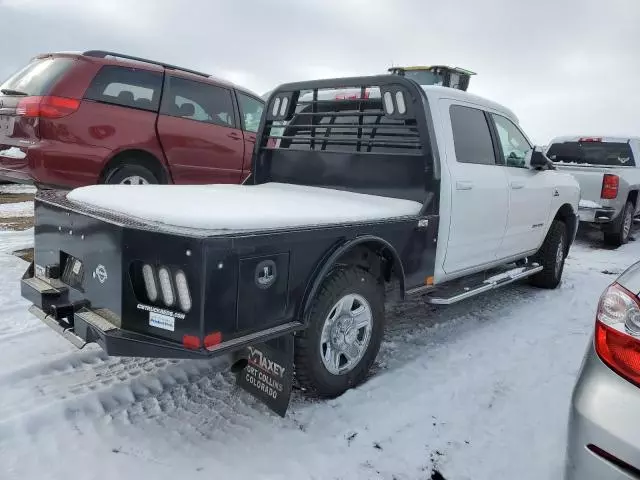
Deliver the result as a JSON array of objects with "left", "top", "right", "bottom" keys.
[
  {"left": 0, "top": 184, "right": 37, "bottom": 195},
  {"left": 0, "top": 201, "right": 34, "bottom": 218},
  {"left": 0, "top": 209, "right": 639, "bottom": 479}
]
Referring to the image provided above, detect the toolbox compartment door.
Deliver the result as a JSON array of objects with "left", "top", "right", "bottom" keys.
[{"left": 237, "top": 253, "right": 290, "bottom": 332}]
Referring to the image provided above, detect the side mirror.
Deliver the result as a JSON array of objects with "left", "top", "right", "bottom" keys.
[{"left": 527, "top": 147, "right": 555, "bottom": 171}]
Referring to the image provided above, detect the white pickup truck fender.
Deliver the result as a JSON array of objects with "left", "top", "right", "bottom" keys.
[{"left": 544, "top": 170, "right": 581, "bottom": 244}]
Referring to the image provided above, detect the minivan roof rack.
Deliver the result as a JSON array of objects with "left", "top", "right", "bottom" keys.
[{"left": 82, "top": 50, "right": 210, "bottom": 78}]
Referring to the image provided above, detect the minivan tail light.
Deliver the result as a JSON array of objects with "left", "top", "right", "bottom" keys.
[
  {"left": 595, "top": 283, "right": 640, "bottom": 387},
  {"left": 601, "top": 174, "right": 619, "bottom": 200},
  {"left": 16, "top": 96, "right": 80, "bottom": 119}
]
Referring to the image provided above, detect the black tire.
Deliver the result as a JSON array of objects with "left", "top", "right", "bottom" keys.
[
  {"left": 529, "top": 220, "right": 567, "bottom": 289},
  {"left": 104, "top": 164, "right": 160, "bottom": 185},
  {"left": 294, "top": 267, "right": 385, "bottom": 398},
  {"left": 604, "top": 201, "right": 634, "bottom": 247}
]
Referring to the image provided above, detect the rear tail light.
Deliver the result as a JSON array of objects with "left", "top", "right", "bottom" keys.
[
  {"left": 16, "top": 96, "right": 80, "bottom": 119},
  {"left": 183, "top": 335, "right": 201, "bottom": 350},
  {"left": 183, "top": 332, "right": 223, "bottom": 351},
  {"left": 579, "top": 137, "right": 602, "bottom": 142},
  {"left": 601, "top": 174, "right": 619, "bottom": 200},
  {"left": 595, "top": 283, "right": 640, "bottom": 386},
  {"left": 204, "top": 332, "right": 222, "bottom": 349}
]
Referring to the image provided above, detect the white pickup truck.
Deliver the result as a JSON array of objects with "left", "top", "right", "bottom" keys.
[
  {"left": 546, "top": 136, "right": 640, "bottom": 246},
  {"left": 21, "top": 75, "right": 580, "bottom": 415}
]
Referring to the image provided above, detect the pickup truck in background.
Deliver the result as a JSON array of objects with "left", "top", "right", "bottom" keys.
[
  {"left": 20, "top": 75, "right": 579, "bottom": 416},
  {"left": 546, "top": 136, "right": 640, "bottom": 246}
]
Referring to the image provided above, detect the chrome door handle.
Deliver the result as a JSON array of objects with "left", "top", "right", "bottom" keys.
[{"left": 456, "top": 181, "right": 474, "bottom": 190}]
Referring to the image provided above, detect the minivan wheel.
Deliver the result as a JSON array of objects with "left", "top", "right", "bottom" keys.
[{"left": 104, "top": 164, "right": 159, "bottom": 185}]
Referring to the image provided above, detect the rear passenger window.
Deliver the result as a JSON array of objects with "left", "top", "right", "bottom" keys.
[
  {"left": 449, "top": 105, "right": 496, "bottom": 165},
  {"left": 161, "top": 77, "right": 235, "bottom": 128},
  {"left": 84, "top": 66, "right": 162, "bottom": 112}
]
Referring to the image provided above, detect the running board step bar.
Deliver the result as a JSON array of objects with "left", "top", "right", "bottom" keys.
[{"left": 425, "top": 264, "right": 543, "bottom": 305}]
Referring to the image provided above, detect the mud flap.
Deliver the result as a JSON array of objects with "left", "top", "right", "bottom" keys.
[{"left": 235, "top": 334, "right": 294, "bottom": 417}]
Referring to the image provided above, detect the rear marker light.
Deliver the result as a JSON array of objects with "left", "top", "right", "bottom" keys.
[
  {"left": 157, "top": 267, "right": 175, "bottom": 307},
  {"left": 204, "top": 332, "right": 222, "bottom": 349},
  {"left": 183, "top": 335, "right": 201, "bottom": 350},
  {"left": 601, "top": 174, "right": 619, "bottom": 200},
  {"left": 383, "top": 91, "right": 394, "bottom": 115},
  {"left": 175, "top": 270, "right": 192, "bottom": 312},
  {"left": 279, "top": 97, "right": 288, "bottom": 116},
  {"left": 395, "top": 91, "right": 407, "bottom": 114},
  {"left": 272, "top": 97, "right": 281, "bottom": 117},
  {"left": 595, "top": 283, "right": 640, "bottom": 387},
  {"left": 142, "top": 264, "right": 158, "bottom": 302}
]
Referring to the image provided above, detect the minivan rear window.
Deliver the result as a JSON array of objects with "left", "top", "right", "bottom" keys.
[
  {"left": 547, "top": 141, "right": 635, "bottom": 167},
  {"left": 0, "top": 57, "right": 74, "bottom": 96}
]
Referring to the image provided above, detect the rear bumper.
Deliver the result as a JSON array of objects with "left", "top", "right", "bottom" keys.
[
  {"left": 578, "top": 206, "right": 618, "bottom": 225},
  {"left": 21, "top": 275, "right": 211, "bottom": 359},
  {"left": 21, "top": 264, "right": 301, "bottom": 360},
  {"left": 0, "top": 141, "right": 104, "bottom": 188},
  {"left": 564, "top": 341, "right": 640, "bottom": 479}
]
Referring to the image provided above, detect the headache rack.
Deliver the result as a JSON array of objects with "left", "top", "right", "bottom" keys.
[
  {"left": 258, "top": 75, "right": 431, "bottom": 155},
  {"left": 251, "top": 75, "right": 439, "bottom": 207},
  {"left": 82, "top": 50, "right": 210, "bottom": 78}
]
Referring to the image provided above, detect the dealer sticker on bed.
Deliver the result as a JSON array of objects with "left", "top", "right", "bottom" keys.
[{"left": 149, "top": 311, "right": 175, "bottom": 332}]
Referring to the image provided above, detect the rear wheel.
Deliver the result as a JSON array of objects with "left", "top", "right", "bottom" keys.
[
  {"left": 104, "top": 164, "right": 160, "bottom": 185},
  {"left": 294, "top": 267, "right": 385, "bottom": 398},
  {"left": 529, "top": 220, "right": 567, "bottom": 289},
  {"left": 604, "top": 201, "right": 634, "bottom": 247}
]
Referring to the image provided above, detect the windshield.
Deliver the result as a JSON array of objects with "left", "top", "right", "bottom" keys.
[
  {"left": 547, "top": 141, "right": 635, "bottom": 166},
  {"left": 402, "top": 70, "right": 444, "bottom": 86},
  {"left": 0, "top": 57, "right": 74, "bottom": 96}
]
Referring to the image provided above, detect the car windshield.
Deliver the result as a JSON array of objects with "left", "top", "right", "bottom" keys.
[
  {"left": 547, "top": 141, "right": 635, "bottom": 167},
  {"left": 0, "top": 57, "right": 74, "bottom": 96}
]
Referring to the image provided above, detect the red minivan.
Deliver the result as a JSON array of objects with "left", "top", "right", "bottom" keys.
[{"left": 0, "top": 51, "right": 265, "bottom": 187}]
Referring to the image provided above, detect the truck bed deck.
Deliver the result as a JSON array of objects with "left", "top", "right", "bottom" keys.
[{"left": 60, "top": 183, "right": 423, "bottom": 236}]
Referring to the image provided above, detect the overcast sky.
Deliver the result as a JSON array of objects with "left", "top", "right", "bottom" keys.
[{"left": 1, "top": 0, "right": 639, "bottom": 144}]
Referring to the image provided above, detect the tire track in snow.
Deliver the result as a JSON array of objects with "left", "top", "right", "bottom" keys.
[{"left": 0, "top": 347, "right": 202, "bottom": 423}]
